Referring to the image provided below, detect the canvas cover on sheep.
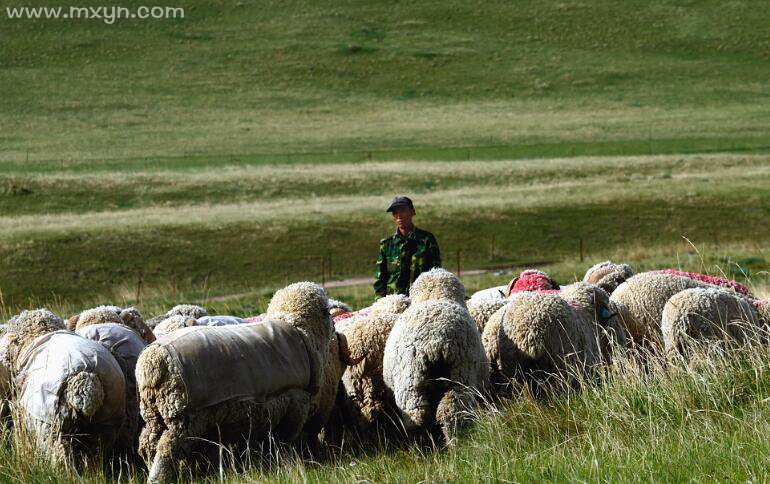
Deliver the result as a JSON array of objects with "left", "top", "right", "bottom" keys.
[
  {"left": 75, "top": 323, "right": 147, "bottom": 377},
  {"left": 154, "top": 320, "right": 312, "bottom": 409},
  {"left": 195, "top": 315, "right": 247, "bottom": 326},
  {"left": 15, "top": 330, "right": 125, "bottom": 426}
]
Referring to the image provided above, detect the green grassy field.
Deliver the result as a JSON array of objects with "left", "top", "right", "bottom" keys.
[
  {"left": 1, "top": 0, "right": 769, "bottom": 312},
  {"left": 2, "top": 0, "right": 768, "bottom": 164},
  {"left": 1, "top": 0, "right": 769, "bottom": 481}
]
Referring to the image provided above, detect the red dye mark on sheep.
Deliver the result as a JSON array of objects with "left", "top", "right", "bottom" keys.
[
  {"left": 507, "top": 269, "right": 560, "bottom": 296},
  {"left": 653, "top": 269, "right": 752, "bottom": 296}
]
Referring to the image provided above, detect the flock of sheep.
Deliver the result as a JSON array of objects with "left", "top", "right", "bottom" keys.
[{"left": 0, "top": 261, "right": 768, "bottom": 482}]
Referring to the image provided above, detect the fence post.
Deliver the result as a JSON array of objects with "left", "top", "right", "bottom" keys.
[
  {"left": 135, "top": 272, "right": 144, "bottom": 303},
  {"left": 490, "top": 234, "right": 496, "bottom": 261},
  {"left": 579, "top": 238, "right": 584, "bottom": 263},
  {"left": 456, "top": 250, "right": 461, "bottom": 277}
]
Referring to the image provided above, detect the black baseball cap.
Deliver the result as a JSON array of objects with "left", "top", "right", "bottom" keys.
[{"left": 386, "top": 196, "right": 415, "bottom": 212}]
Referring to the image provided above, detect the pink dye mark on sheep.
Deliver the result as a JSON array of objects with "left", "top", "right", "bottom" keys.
[
  {"left": 333, "top": 308, "right": 371, "bottom": 325},
  {"left": 653, "top": 269, "right": 752, "bottom": 296},
  {"left": 506, "top": 269, "right": 559, "bottom": 296}
]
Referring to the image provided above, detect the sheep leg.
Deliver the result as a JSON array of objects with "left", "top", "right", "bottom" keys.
[
  {"left": 148, "top": 421, "right": 194, "bottom": 484},
  {"left": 271, "top": 389, "right": 310, "bottom": 443},
  {"left": 138, "top": 416, "right": 163, "bottom": 466},
  {"left": 394, "top": 353, "right": 433, "bottom": 431},
  {"left": 435, "top": 389, "right": 475, "bottom": 444}
]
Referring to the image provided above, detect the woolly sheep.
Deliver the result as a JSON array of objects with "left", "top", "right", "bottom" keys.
[
  {"left": 408, "top": 267, "right": 467, "bottom": 307},
  {"left": 145, "top": 304, "right": 208, "bottom": 329},
  {"left": 68, "top": 305, "right": 155, "bottom": 344},
  {"left": 383, "top": 269, "right": 488, "bottom": 442},
  {"left": 339, "top": 311, "right": 400, "bottom": 437},
  {"left": 506, "top": 269, "right": 560, "bottom": 296},
  {"left": 371, "top": 293, "right": 411, "bottom": 315},
  {"left": 76, "top": 322, "right": 147, "bottom": 457},
  {"left": 327, "top": 299, "right": 352, "bottom": 318},
  {"left": 653, "top": 269, "right": 752, "bottom": 297},
  {"left": 610, "top": 272, "right": 712, "bottom": 347},
  {"left": 469, "top": 269, "right": 559, "bottom": 302},
  {"left": 136, "top": 282, "right": 332, "bottom": 482},
  {"left": 485, "top": 283, "right": 624, "bottom": 392},
  {"left": 2, "top": 309, "right": 126, "bottom": 466},
  {"left": 334, "top": 294, "right": 410, "bottom": 334},
  {"left": 151, "top": 315, "right": 197, "bottom": 337},
  {"left": 300, "top": 330, "right": 360, "bottom": 452},
  {"left": 661, "top": 288, "right": 767, "bottom": 357},
  {"left": 583, "top": 261, "right": 635, "bottom": 294},
  {"left": 466, "top": 298, "right": 505, "bottom": 333}
]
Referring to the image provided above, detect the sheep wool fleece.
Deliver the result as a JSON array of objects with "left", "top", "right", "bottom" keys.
[
  {"left": 152, "top": 321, "right": 311, "bottom": 411},
  {"left": 662, "top": 288, "right": 763, "bottom": 356},
  {"left": 610, "top": 272, "right": 710, "bottom": 345},
  {"left": 383, "top": 301, "right": 488, "bottom": 432}
]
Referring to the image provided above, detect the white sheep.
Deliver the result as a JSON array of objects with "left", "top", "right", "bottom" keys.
[
  {"left": 485, "top": 283, "right": 625, "bottom": 393},
  {"left": 466, "top": 298, "right": 506, "bottom": 333},
  {"left": 610, "top": 272, "right": 712, "bottom": 347},
  {"left": 383, "top": 268, "right": 488, "bottom": 442},
  {"left": 2, "top": 309, "right": 126, "bottom": 466},
  {"left": 136, "top": 282, "right": 333, "bottom": 482},
  {"left": 339, "top": 311, "right": 400, "bottom": 438},
  {"left": 334, "top": 293, "right": 410, "bottom": 334},
  {"left": 145, "top": 304, "right": 208, "bottom": 330},
  {"left": 661, "top": 288, "right": 767, "bottom": 357},
  {"left": 583, "top": 260, "right": 635, "bottom": 294},
  {"left": 151, "top": 315, "right": 197, "bottom": 337}
]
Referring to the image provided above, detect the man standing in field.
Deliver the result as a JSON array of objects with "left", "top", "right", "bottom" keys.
[{"left": 374, "top": 196, "right": 442, "bottom": 298}]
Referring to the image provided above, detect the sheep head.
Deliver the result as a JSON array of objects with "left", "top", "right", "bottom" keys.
[
  {"left": 505, "top": 269, "right": 559, "bottom": 296},
  {"left": 370, "top": 294, "right": 411, "bottom": 315},
  {"left": 119, "top": 307, "right": 156, "bottom": 343},
  {"left": 327, "top": 299, "right": 352, "bottom": 318},
  {"left": 4, "top": 309, "right": 65, "bottom": 369},
  {"left": 267, "top": 281, "right": 333, "bottom": 392},
  {"left": 583, "top": 261, "right": 635, "bottom": 294}
]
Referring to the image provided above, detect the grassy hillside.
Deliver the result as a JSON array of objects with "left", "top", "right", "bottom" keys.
[
  {"left": 0, "top": 2, "right": 768, "bottom": 480},
  {"left": 1, "top": 0, "right": 768, "bottom": 163},
  {"left": 0, "top": 153, "right": 768, "bottom": 313}
]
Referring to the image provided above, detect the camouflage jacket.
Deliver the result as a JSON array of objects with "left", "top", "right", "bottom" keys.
[{"left": 374, "top": 227, "right": 441, "bottom": 297}]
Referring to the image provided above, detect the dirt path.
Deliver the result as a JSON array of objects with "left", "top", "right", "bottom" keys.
[{"left": 207, "top": 268, "right": 500, "bottom": 302}]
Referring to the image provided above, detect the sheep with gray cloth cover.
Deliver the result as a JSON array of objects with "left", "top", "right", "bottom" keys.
[
  {"left": 383, "top": 268, "right": 488, "bottom": 442},
  {"left": 1, "top": 309, "right": 126, "bottom": 466},
  {"left": 136, "top": 282, "right": 333, "bottom": 483},
  {"left": 76, "top": 322, "right": 147, "bottom": 457},
  {"left": 68, "top": 305, "right": 155, "bottom": 344}
]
